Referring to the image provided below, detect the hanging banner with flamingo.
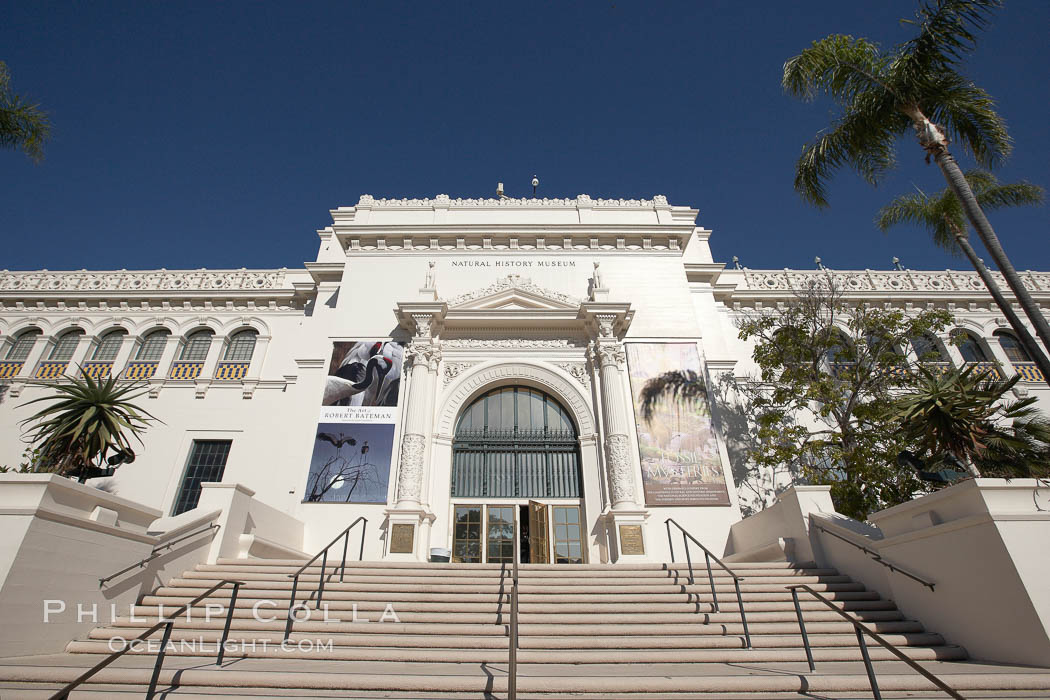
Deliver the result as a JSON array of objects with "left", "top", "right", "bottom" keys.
[
  {"left": 303, "top": 341, "right": 405, "bottom": 503},
  {"left": 626, "top": 343, "right": 730, "bottom": 506}
]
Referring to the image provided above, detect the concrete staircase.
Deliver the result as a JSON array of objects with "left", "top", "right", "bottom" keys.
[{"left": 2, "top": 558, "right": 1050, "bottom": 698}]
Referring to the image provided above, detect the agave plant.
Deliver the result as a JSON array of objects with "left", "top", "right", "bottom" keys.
[
  {"left": 889, "top": 364, "right": 1050, "bottom": 478},
  {"left": 19, "top": 370, "right": 159, "bottom": 481}
]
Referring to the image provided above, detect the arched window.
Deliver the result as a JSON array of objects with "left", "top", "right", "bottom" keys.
[
  {"left": 995, "top": 330, "right": 1031, "bottom": 364},
  {"left": 953, "top": 330, "right": 989, "bottom": 363},
  {"left": 910, "top": 334, "right": 948, "bottom": 363},
  {"left": 49, "top": 329, "right": 84, "bottom": 361},
  {"left": 179, "top": 329, "right": 214, "bottom": 361},
  {"left": 5, "top": 328, "right": 41, "bottom": 360},
  {"left": 92, "top": 329, "right": 127, "bottom": 361},
  {"left": 452, "top": 386, "right": 580, "bottom": 499},
  {"left": 223, "top": 329, "right": 257, "bottom": 362},
  {"left": 136, "top": 329, "right": 170, "bottom": 361}
]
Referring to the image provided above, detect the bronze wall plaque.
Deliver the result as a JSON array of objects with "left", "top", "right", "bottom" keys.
[
  {"left": 618, "top": 524, "right": 645, "bottom": 555},
  {"left": 390, "top": 524, "right": 415, "bottom": 554}
]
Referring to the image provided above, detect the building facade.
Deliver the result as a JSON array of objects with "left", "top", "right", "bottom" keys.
[{"left": 1, "top": 194, "right": 1047, "bottom": 563}]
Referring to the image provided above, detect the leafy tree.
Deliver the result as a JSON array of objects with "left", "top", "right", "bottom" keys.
[
  {"left": 0, "top": 61, "right": 50, "bottom": 161},
  {"left": 877, "top": 170, "right": 1050, "bottom": 384},
  {"left": 639, "top": 370, "right": 707, "bottom": 423},
  {"left": 891, "top": 364, "right": 1050, "bottom": 478},
  {"left": 733, "top": 278, "right": 954, "bottom": 518},
  {"left": 19, "top": 372, "right": 158, "bottom": 481},
  {"left": 783, "top": 0, "right": 1050, "bottom": 357}
]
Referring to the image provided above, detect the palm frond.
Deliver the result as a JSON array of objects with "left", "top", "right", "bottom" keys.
[
  {"left": 921, "top": 72, "right": 1011, "bottom": 166},
  {"left": 783, "top": 35, "right": 894, "bottom": 104},
  {"left": 898, "top": 0, "right": 1001, "bottom": 75},
  {"left": 638, "top": 370, "right": 707, "bottom": 424}
]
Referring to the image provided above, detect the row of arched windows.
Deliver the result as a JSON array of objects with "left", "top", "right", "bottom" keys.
[
  {"left": 0, "top": 327, "right": 259, "bottom": 381},
  {"left": 829, "top": 327, "right": 1043, "bottom": 382}
]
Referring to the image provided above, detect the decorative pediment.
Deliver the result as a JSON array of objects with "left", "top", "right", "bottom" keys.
[{"left": 446, "top": 275, "right": 581, "bottom": 311}]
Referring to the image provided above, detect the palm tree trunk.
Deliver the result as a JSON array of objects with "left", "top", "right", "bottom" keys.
[
  {"left": 929, "top": 148, "right": 1050, "bottom": 354},
  {"left": 952, "top": 228, "right": 1050, "bottom": 387}
]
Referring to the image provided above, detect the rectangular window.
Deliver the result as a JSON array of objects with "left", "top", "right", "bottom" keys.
[
  {"left": 552, "top": 505, "right": 583, "bottom": 564},
  {"left": 486, "top": 506, "right": 516, "bottom": 563},
  {"left": 452, "top": 505, "right": 482, "bottom": 563},
  {"left": 172, "top": 440, "right": 231, "bottom": 515}
]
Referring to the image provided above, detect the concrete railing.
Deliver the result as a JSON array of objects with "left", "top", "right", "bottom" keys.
[
  {"left": 0, "top": 474, "right": 306, "bottom": 657},
  {"left": 726, "top": 480, "right": 1050, "bottom": 668}
]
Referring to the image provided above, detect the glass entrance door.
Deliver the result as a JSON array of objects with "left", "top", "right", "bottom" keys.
[{"left": 451, "top": 502, "right": 583, "bottom": 564}]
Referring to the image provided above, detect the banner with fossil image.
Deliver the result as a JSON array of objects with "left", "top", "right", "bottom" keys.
[
  {"left": 303, "top": 341, "right": 405, "bottom": 503},
  {"left": 625, "top": 343, "right": 730, "bottom": 506}
]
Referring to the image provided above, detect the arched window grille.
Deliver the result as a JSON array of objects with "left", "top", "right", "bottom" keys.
[
  {"left": 5, "top": 329, "right": 41, "bottom": 360},
  {"left": 136, "top": 330, "right": 170, "bottom": 361},
  {"left": 180, "top": 329, "right": 214, "bottom": 361},
  {"left": 49, "top": 329, "right": 84, "bottom": 361},
  {"left": 953, "top": 330, "right": 989, "bottom": 363},
  {"left": 451, "top": 386, "right": 581, "bottom": 499},
  {"left": 994, "top": 330, "right": 1031, "bottom": 364},
  {"left": 223, "top": 329, "right": 257, "bottom": 362},
  {"left": 92, "top": 329, "right": 127, "bottom": 361},
  {"left": 910, "top": 334, "right": 948, "bottom": 362}
]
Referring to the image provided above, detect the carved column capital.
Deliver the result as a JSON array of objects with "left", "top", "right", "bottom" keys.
[{"left": 592, "top": 339, "right": 626, "bottom": 369}]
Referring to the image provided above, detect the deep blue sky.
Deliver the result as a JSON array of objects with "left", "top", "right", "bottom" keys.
[{"left": 2, "top": 1, "right": 1048, "bottom": 273}]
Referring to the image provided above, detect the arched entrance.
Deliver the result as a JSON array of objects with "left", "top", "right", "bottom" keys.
[{"left": 450, "top": 386, "right": 585, "bottom": 564}]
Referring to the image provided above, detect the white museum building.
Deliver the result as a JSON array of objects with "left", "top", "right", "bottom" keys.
[{"left": 0, "top": 194, "right": 1048, "bottom": 696}]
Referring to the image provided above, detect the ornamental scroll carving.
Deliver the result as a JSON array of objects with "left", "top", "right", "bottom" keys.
[
  {"left": 740, "top": 269, "right": 1050, "bottom": 294},
  {"left": 447, "top": 274, "right": 581, "bottom": 308},
  {"left": 358, "top": 194, "right": 667, "bottom": 209},
  {"left": 443, "top": 362, "right": 475, "bottom": 386},
  {"left": 396, "top": 433, "right": 426, "bottom": 503},
  {"left": 0, "top": 270, "right": 288, "bottom": 293},
  {"left": 605, "top": 433, "right": 635, "bottom": 504},
  {"left": 558, "top": 362, "right": 590, "bottom": 388}
]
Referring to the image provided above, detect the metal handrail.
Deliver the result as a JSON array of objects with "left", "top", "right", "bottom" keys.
[
  {"left": 283, "top": 517, "right": 367, "bottom": 640},
  {"left": 665, "top": 518, "right": 751, "bottom": 649},
  {"left": 787, "top": 584, "right": 964, "bottom": 700},
  {"left": 50, "top": 578, "right": 243, "bottom": 700},
  {"left": 508, "top": 523, "right": 520, "bottom": 700},
  {"left": 99, "top": 523, "right": 221, "bottom": 588},
  {"left": 813, "top": 522, "right": 935, "bottom": 591}
]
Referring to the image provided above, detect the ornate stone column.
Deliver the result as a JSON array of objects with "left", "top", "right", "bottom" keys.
[
  {"left": 594, "top": 331, "right": 636, "bottom": 509},
  {"left": 387, "top": 301, "right": 446, "bottom": 561},
  {"left": 581, "top": 302, "right": 649, "bottom": 562},
  {"left": 395, "top": 318, "right": 439, "bottom": 507}
]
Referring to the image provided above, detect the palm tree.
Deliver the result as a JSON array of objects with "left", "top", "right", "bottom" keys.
[
  {"left": 890, "top": 364, "right": 1050, "bottom": 478},
  {"left": 783, "top": 0, "right": 1050, "bottom": 354},
  {"left": 19, "top": 371, "right": 159, "bottom": 481},
  {"left": 0, "top": 61, "right": 50, "bottom": 161},
  {"left": 876, "top": 170, "right": 1050, "bottom": 385},
  {"left": 638, "top": 370, "right": 706, "bottom": 423}
]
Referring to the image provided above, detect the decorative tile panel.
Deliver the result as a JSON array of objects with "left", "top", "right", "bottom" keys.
[
  {"left": 1014, "top": 363, "right": 1045, "bottom": 383},
  {"left": 34, "top": 360, "right": 68, "bottom": 379},
  {"left": 0, "top": 361, "right": 23, "bottom": 379},
  {"left": 169, "top": 361, "right": 204, "bottom": 380},
  {"left": 124, "top": 361, "right": 158, "bottom": 380},
  {"left": 82, "top": 362, "right": 112, "bottom": 380},
  {"left": 214, "top": 361, "right": 249, "bottom": 380}
]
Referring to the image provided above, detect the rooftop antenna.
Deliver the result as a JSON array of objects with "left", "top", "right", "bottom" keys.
[
  {"left": 892, "top": 256, "right": 905, "bottom": 271},
  {"left": 532, "top": 175, "right": 539, "bottom": 196}
]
